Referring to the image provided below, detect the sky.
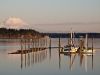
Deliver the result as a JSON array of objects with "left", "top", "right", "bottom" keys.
[{"left": 0, "top": 0, "right": 100, "bottom": 32}]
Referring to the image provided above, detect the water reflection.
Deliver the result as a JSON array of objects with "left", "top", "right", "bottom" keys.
[
  {"left": 59, "top": 50, "right": 94, "bottom": 71},
  {"left": 20, "top": 37, "right": 48, "bottom": 69},
  {"left": 20, "top": 50, "right": 47, "bottom": 69}
]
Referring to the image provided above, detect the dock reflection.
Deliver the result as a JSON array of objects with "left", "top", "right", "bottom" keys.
[
  {"left": 20, "top": 36, "right": 49, "bottom": 69},
  {"left": 20, "top": 49, "right": 47, "bottom": 69}
]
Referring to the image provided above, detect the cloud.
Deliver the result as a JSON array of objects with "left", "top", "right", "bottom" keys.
[{"left": 4, "top": 17, "right": 28, "bottom": 29}]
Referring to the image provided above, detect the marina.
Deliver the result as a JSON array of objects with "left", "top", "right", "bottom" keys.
[
  {"left": 8, "top": 32, "right": 96, "bottom": 56},
  {"left": 0, "top": 38, "right": 100, "bottom": 75}
]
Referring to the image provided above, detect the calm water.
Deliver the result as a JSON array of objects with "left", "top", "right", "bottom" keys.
[{"left": 0, "top": 38, "right": 100, "bottom": 75}]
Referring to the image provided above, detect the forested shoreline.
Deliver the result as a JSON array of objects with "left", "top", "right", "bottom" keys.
[
  {"left": 0, "top": 28, "right": 100, "bottom": 39},
  {"left": 0, "top": 28, "right": 41, "bottom": 39},
  {"left": 43, "top": 33, "right": 100, "bottom": 38}
]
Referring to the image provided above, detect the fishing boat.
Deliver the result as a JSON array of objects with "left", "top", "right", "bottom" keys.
[
  {"left": 63, "top": 29, "right": 78, "bottom": 53},
  {"left": 64, "top": 45, "right": 78, "bottom": 53},
  {"left": 83, "top": 48, "right": 95, "bottom": 54},
  {"left": 80, "top": 34, "right": 95, "bottom": 54}
]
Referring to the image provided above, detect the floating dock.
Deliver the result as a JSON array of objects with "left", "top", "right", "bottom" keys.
[{"left": 8, "top": 47, "right": 47, "bottom": 54}]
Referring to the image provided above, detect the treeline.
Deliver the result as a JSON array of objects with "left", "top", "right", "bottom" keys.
[
  {"left": 0, "top": 28, "right": 41, "bottom": 39},
  {"left": 43, "top": 33, "right": 100, "bottom": 38}
]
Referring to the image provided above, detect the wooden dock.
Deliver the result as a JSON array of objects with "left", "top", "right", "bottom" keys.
[{"left": 8, "top": 47, "right": 47, "bottom": 54}]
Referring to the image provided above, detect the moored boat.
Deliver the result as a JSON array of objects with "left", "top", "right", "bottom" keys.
[{"left": 63, "top": 29, "right": 78, "bottom": 53}]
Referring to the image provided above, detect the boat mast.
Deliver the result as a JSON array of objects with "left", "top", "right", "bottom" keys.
[
  {"left": 70, "top": 28, "right": 73, "bottom": 46},
  {"left": 72, "top": 32, "right": 75, "bottom": 45}
]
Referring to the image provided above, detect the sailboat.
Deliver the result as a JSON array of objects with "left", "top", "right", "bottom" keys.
[
  {"left": 82, "top": 34, "right": 95, "bottom": 54},
  {"left": 63, "top": 30, "right": 78, "bottom": 53}
]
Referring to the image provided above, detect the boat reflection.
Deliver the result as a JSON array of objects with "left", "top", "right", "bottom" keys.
[
  {"left": 59, "top": 50, "right": 94, "bottom": 71},
  {"left": 49, "top": 37, "right": 94, "bottom": 71}
]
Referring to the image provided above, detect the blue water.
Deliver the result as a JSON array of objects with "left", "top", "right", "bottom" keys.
[{"left": 0, "top": 38, "right": 100, "bottom": 75}]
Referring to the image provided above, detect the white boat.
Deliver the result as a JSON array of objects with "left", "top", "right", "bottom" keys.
[
  {"left": 64, "top": 45, "right": 78, "bottom": 53},
  {"left": 83, "top": 48, "right": 95, "bottom": 54},
  {"left": 63, "top": 29, "right": 78, "bottom": 53},
  {"left": 81, "top": 34, "right": 95, "bottom": 54}
]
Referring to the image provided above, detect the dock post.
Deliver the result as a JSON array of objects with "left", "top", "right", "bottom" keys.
[
  {"left": 92, "top": 37, "right": 93, "bottom": 54},
  {"left": 27, "top": 38, "right": 30, "bottom": 67},
  {"left": 49, "top": 38, "right": 51, "bottom": 60},
  {"left": 37, "top": 38, "right": 39, "bottom": 51},
  {"left": 25, "top": 39, "right": 27, "bottom": 67},
  {"left": 45, "top": 38, "right": 47, "bottom": 48},
  {"left": 58, "top": 37, "right": 61, "bottom": 51},
  {"left": 92, "top": 37, "right": 94, "bottom": 70},
  {"left": 58, "top": 37, "right": 61, "bottom": 69},
  {"left": 49, "top": 38, "right": 51, "bottom": 49},
  {"left": 20, "top": 37, "right": 23, "bottom": 69}
]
